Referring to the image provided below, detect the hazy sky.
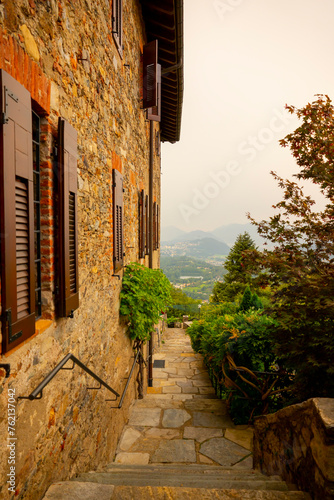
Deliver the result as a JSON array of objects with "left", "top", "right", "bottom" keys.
[{"left": 161, "top": 0, "right": 334, "bottom": 232}]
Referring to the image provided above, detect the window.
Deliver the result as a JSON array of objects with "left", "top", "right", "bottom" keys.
[
  {"left": 145, "top": 194, "right": 149, "bottom": 255},
  {"left": 139, "top": 189, "right": 146, "bottom": 259},
  {"left": 113, "top": 169, "right": 124, "bottom": 272},
  {"left": 112, "top": 0, "right": 123, "bottom": 58},
  {"left": 57, "top": 118, "right": 79, "bottom": 318},
  {"left": 147, "top": 64, "right": 161, "bottom": 122},
  {"left": 143, "top": 40, "right": 158, "bottom": 109},
  {"left": 32, "top": 111, "right": 42, "bottom": 318},
  {"left": 0, "top": 69, "right": 79, "bottom": 353},
  {"left": 0, "top": 69, "right": 36, "bottom": 352}
]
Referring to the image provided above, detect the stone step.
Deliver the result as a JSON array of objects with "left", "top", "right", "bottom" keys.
[
  {"left": 103, "top": 463, "right": 277, "bottom": 478},
  {"left": 43, "top": 482, "right": 312, "bottom": 500},
  {"left": 73, "top": 466, "right": 297, "bottom": 491}
]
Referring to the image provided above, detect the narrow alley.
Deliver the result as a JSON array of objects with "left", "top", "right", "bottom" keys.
[{"left": 43, "top": 328, "right": 310, "bottom": 499}]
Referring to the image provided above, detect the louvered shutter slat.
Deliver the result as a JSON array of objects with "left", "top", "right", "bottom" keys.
[
  {"left": 113, "top": 169, "right": 124, "bottom": 272},
  {"left": 58, "top": 118, "right": 79, "bottom": 317},
  {"left": 0, "top": 69, "right": 35, "bottom": 352},
  {"left": 147, "top": 65, "right": 161, "bottom": 122},
  {"left": 143, "top": 40, "right": 158, "bottom": 109}
]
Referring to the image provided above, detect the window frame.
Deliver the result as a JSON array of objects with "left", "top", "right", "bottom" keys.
[{"left": 112, "top": 0, "right": 123, "bottom": 58}]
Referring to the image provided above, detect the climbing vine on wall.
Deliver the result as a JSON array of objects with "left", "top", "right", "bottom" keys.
[{"left": 120, "top": 263, "right": 172, "bottom": 341}]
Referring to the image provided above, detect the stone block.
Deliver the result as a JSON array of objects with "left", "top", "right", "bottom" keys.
[{"left": 43, "top": 481, "right": 114, "bottom": 500}]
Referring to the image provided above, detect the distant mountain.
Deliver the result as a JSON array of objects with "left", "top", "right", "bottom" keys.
[
  {"left": 174, "top": 230, "right": 218, "bottom": 242},
  {"left": 161, "top": 237, "right": 229, "bottom": 260},
  {"left": 161, "top": 223, "right": 269, "bottom": 248},
  {"left": 190, "top": 237, "right": 230, "bottom": 257},
  {"left": 161, "top": 226, "right": 187, "bottom": 242},
  {"left": 212, "top": 223, "right": 267, "bottom": 248}
]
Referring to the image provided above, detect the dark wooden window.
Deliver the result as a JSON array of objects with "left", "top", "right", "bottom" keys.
[
  {"left": 0, "top": 69, "right": 35, "bottom": 353},
  {"left": 156, "top": 204, "right": 160, "bottom": 250},
  {"left": 139, "top": 189, "right": 146, "bottom": 259},
  {"left": 153, "top": 201, "right": 157, "bottom": 250},
  {"left": 143, "top": 40, "right": 158, "bottom": 109},
  {"left": 32, "top": 111, "right": 42, "bottom": 318},
  {"left": 57, "top": 118, "right": 79, "bottom": 318},
  {"left": 145, "top": 194, "right": 149, "bottom": 255},
  {"left": 147, "top": 64, "right": 161, "bottom": 122},
  {"left": 113, "top": 169, "right": 124, "bottom": 272},
  {"left": 112, "top": 0, "right": 123, "bottom": 58}
]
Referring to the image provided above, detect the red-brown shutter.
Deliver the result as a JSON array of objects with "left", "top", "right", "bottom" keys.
[
  {"left": 112, "top": 0, "right": 123, "bottom": 57},
  {"left": 143, "top": 40, "right": 158, "bottom": 109},
  {"left": 0, "top": 69, "right": 35, "bottom": 352},
  {"left": 145, "top": 194, "right": 149, "bottom": 255},
  {"left": 58, "top": 117, "right": 79, "bottom": 318},
  {"left": 153, "top": 201, "right": 157, "bottom": 250},
  {"left": 113, "top": 169, "right": 124, "bottom": 272},
  {"left": 147, "top": 64, "right": 161, "bottom": 122},
  {"left": 156, "top": 204, "right": 160, "bottom": 249},
  {"left": 139, "top": 189, "right": 145, "bottom": 259}
]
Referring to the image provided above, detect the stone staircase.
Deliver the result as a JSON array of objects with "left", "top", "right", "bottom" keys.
[{"left": 43, "top": 328, "right": 311, "bottom": 500}]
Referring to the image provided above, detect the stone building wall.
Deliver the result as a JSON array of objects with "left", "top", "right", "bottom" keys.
[
  {"left": 253, "top": 398, "right": 334, "bottom": 499},
  {"left": 0, "top": 1, "right": 162, "bottom": 498}
]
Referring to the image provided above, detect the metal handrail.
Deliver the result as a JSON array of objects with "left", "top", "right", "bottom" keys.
[
  {"left": 109, "top": 348, "right": 140, "bottom": 408},
  {"left": 18, "top": 353, "right": 120, "bottom": 401}
]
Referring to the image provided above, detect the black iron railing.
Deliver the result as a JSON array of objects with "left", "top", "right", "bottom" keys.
[
  {"left": 109, "top": 348, "right": 141, "bottom": 408},
  {"left": 18, "top": 353, "right": 120, "bottom": 401}
]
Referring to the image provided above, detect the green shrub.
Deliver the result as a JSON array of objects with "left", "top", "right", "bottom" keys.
[
  {"left": 187, "top": 309, "right": 291, "bottom": 423},
  {"left": 120, "top": 263, "right": 172, "bottom": 341}
]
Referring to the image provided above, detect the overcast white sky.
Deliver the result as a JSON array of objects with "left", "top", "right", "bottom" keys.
[{"left": 161, "top": 0, "right": 334, "bottom": 232}]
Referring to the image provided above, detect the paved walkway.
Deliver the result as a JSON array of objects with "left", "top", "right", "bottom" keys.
[{"left": 114, "top": 327, "right": 253, "bottom": 467}]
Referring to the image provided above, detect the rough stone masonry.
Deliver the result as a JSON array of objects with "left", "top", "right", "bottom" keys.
[{"left": 0, "top": 1, "right": 162, "bottom": 499}]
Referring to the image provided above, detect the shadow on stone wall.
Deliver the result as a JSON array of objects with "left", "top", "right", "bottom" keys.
[{"left": 253, "top": 398, "right": 334, "bottom": 499}]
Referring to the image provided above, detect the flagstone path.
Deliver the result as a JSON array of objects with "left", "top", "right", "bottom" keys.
[
  {"left": 44, "top": 328, "right": 311, "bottom": 498},
  {"left": 114, "top": 327, "right": 253, "bottom": 467}
]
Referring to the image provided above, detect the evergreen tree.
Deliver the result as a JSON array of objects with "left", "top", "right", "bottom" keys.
[
  {"left": 212, "top": 232, "right": 257, "bottom": 302},
  {"left": 239, "top": 285, "right": 253, "bottom": 312}
]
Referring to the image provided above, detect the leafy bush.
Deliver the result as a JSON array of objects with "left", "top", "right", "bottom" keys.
[
  {"left": 120, "top": 263, "right": 172, "bottom": 341},
  {"left": 187, "top": 309, "right": 291, "bottom": 423}
]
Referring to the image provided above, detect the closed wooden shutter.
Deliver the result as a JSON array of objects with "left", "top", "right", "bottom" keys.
[
  {"left": 143, "top": 40, "right": 158, "bottom": 109},
  {"left": 0, "top": 69, "right": 35, "bottom": 352},
  {"left": 58, "top": 117, "right": 79, "bottom": 317},
  {"left": 153, "top": 202, "right": 157, "bottom": 250},
  {"left": 156, "top": 204, "right": 160, "bottom": 250},
  {"left": 112, "top": 0, "right": 123, "bottom": 57},
  {"left": 145, "top": 194, "right": 149, "bottom": 255},
  {"left": 147, "top": 64, "right": 161, "bottom": 122},
  {"left": 139, "top": 189, "right": 145, "bottom": 259},
  {"left": 113, "top": 169, "right": 124, "bottom": 272}
]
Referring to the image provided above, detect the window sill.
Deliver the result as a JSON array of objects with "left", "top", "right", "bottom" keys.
[
  {"left": 35, "top": 319, "right": 53, "bottom": 335},
  {"left": 3, "top": 319, "right": 54, "bottom": 357}
]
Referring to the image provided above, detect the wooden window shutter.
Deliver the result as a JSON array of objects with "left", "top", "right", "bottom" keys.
[
  {"left": 0, "top": 69, "right": 35, "bottom": 352},
  {"left": 143, "top": 40, "right": 158, "bottom": 109},
  {"left": 112, "top": 0, "right": 123, "bottom": 57},
  {"left": 156, "top": 204, "right": 160, "bottom": 249},
  {"left": 113, "top": 169, "right": 124, "bottom": 272},
  {"left": 147, "top": 64, "right": 161, "bottom": 122},
  {"left": 139, "top": 189, "right": 145, "bottom": 259},
  {"left": 58, "top": 117, "right": 79, "bottom": 318},
  {"left": 153, "top": 202, "right": 157, "bottom": 250},
  {"left": 145, "top": 194, "right": 149, "bottom": 255}
]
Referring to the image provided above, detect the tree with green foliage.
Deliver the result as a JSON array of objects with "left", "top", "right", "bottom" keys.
[
  {"left": 247, "top": 95, "right": 334, "bottom": 401},
  {"left": 167, "top": 287, "right": 201, "bottom": 321},
  {"left": 211, "top": 232, "right": 257, "bottom": 302},
  {"left": 238, "top": 285, "right": 263, "bottom": 312}
]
